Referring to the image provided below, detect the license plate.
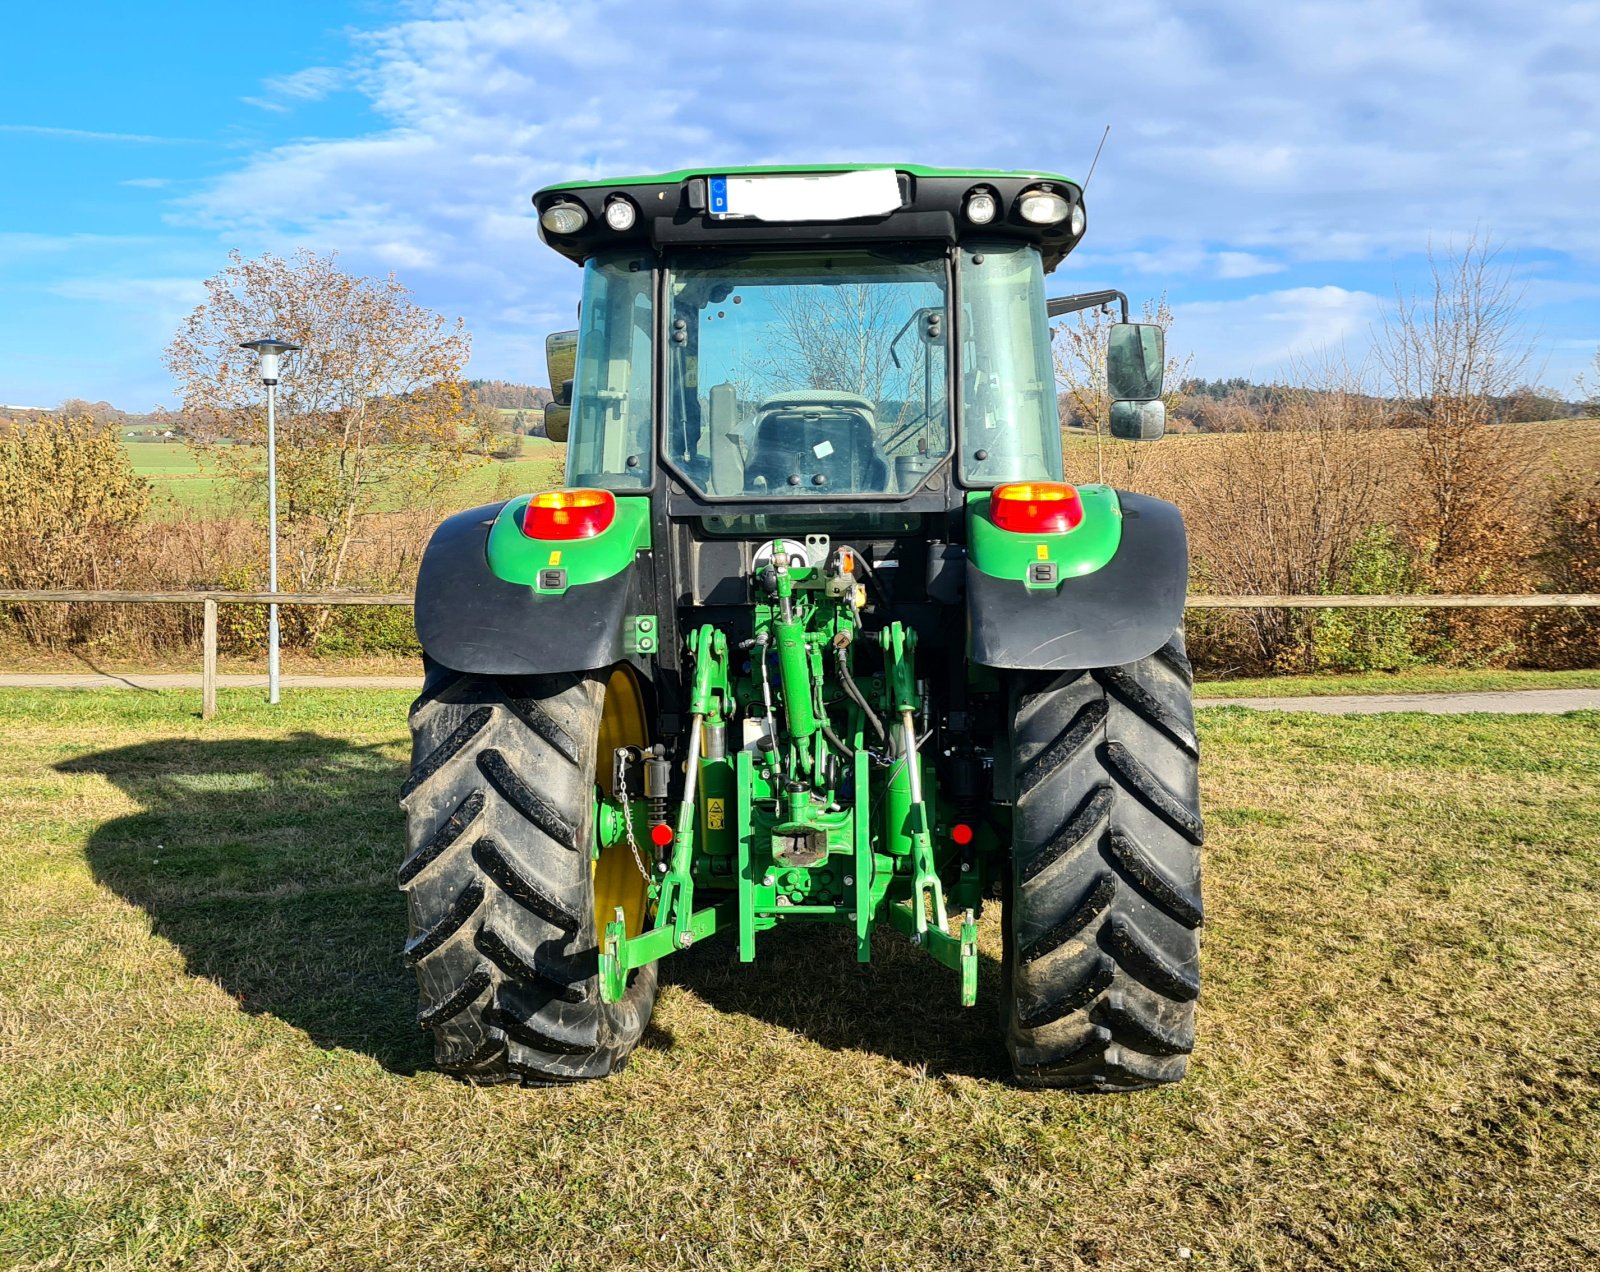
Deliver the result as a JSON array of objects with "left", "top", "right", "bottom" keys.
[{"left": 708, "top": 169, "right": 902, "bottom": 222}]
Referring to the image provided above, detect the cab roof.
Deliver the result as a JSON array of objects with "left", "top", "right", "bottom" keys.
[
  {"left": 541, "top": 162, "right": 1080, "bottom": 192},
  {"left": 530, "top": 165, "right": 1086, "bottom": 273}
]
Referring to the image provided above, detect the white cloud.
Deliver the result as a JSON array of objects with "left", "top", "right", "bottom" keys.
[
  {"left": 246, "top": 66, "right": 346, "bottom": 111},
  {"left": 156, "top": 0, "right": 1600, "bottom": 385},
  {"left": 49, "top": 276, "right": 205, "bottom": 308},
  {"left": 1214, "top": 252, "right": 1287, "bottom": 280},
  {"left": 1173, "top": 287, "right": 1383, "bottom": 381},
  {"left": 0, "top": 123, "right": 190, "bottom": 144},
  {"left": 263, "top": 66, "right": 343, "bottom": 101}
]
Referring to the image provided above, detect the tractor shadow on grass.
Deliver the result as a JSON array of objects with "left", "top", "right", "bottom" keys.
[
  {"left": 667, "top": 919, "right": 1013, "bottom": 1081},
  {"left": 63, "top": 733, "right": 432, "bottom": 1076},
  {"left": 64, "top": 733, "right": 1011, "bottom": 1081}
]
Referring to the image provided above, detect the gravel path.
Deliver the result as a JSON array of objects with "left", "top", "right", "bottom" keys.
[{"left": 1198, "top": 688, "right": 1600, "bottom": 714}]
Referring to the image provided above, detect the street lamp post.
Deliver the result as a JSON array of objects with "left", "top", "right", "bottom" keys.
[{"left": 240, "top": 336, "right": 301, "bottom": 705}]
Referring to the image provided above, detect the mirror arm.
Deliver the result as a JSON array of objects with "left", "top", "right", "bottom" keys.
[
  {"left": 1046, "top": 289, "right": 1129, "bottom": 323},
  {"left": 887, "top": 311, "right": 917, "bottom": 370}
]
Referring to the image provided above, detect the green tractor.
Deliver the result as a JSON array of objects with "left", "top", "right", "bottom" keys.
[{"left": 401, "top": 165, "right": 1201, "bottom": 1090}]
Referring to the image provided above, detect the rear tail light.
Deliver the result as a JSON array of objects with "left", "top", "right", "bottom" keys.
[
  {"left": 521, "top": 488, "right": 616, "bottom": 540},
  {"left": 989, "top": 482, "right": 1084, "bottom": 534}
]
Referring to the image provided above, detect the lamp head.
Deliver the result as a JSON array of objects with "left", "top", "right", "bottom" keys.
[{"left": 240, "top": 336, "right": 302, "bottom": 385}]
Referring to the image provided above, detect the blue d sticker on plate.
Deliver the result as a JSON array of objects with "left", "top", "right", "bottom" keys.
[{"left": 708, "top": 176, "right": 728, "bottom": 215}]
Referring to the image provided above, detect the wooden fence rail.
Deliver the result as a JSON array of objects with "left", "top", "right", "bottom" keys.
[{"left": 2, "top": 588, "right": 1597, "bottom": 720}]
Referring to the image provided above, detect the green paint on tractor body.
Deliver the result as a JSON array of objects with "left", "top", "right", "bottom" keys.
[
  {"left": 967, "top": 484, "right": 1124, "bottom": 584},
  {"left": 486, "top": 495, "right": 651, "bottom": 594}
]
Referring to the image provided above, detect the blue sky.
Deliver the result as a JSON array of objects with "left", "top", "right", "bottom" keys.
[{"left": 3, "top": 0, "right": 1599, "bottom": 409}]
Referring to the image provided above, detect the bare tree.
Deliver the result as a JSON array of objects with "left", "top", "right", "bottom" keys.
[
  {"left": 1167, "top": 352, "right": 1393, "bottom": 669},
  {"left": 1578, "top": 345, "right": 1600, "bottom": 417},
  {"left": 1375, "top": 237, "right": 1534, "bottom": 584},
  {"left": 165, "top": 250, "right": 475, "bottom": 610},
  {"left": 758, "top": 283, "right": 932, "bottom": 436}
]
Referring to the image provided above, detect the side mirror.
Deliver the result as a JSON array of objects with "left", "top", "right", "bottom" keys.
[
  {"left": 545, "top": 330, "right": 577, "bottom": 407},
  {"left": 1107, "top": 322, "right": 1165, "bottom": 439},
  {"left": 1107, "top": 322, "right": 1164, "bottom": 402},
  {"left": 544, "top": 400, "right": 571, "bottom": 443},
  {"left": 1110, "top": 399, "right": 1167, "bottom": 441},
  {"left": 543, "top": 330, "right": 577, "bottom": 443}
]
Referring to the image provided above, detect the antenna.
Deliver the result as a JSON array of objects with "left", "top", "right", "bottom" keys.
[{"left": 1082, "top": 125, "right": 1110, "bottom": 193}]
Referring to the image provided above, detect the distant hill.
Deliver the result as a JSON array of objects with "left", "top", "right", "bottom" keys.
[{"left": 467, "top": 379, "right": 551, "bottom": 410}]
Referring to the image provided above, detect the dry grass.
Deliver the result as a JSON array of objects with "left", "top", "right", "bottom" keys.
[
  {"left": 1065, "top": 418, "right": 1600, "bottom": 673},
  {"left": 1064, "top": 418, "right": 1600, "bottom": 495},
  {"left": 1, "top": 691, "right": 1598, "bottom": 1270}
]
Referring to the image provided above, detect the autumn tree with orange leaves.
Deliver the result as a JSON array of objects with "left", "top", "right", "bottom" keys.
[{"left": 165, "top": 249, "right": 476, "bottom": 600}]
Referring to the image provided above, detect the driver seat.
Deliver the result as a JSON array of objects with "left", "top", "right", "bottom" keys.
[{"left": 744, "top": 391, "right": 887, "bottom": 493}]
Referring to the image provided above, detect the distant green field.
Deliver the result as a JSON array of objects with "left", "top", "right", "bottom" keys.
[
  {"left": 124, "top": 439, "right": 566, "bottom": 518},
  {"left": 123, "top": 440, "right": 212, "bottom": 477}
]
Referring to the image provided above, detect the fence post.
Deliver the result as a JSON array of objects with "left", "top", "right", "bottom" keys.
[{"left": 202, "top": 598, "right": 218, "bottom": 721}]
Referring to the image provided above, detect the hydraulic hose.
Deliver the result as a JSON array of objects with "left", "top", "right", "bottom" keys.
[
  {"left": 835, "top": 646, "right": 890, "bottom": 753},
  {"left": 821, "top": 719, "right": 854, "bottom": 760}
]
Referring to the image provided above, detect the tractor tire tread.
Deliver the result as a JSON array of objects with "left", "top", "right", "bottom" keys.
[
  {"left": 400, "top": 706, "right": 492, "bottom": 799},
  {"left": 477, "top": 749, "right": 579, "bottom": 850},
  {"left": 1093, "top": 663, "right": 1199, "bottom": 756},
  {"left": 503, "top": 694, "right": 584, "bottom": 765},
  {"left": 471, "top": 835, "right": 584, "bottom": 931},
  {"left": 1104, "top": 740, "right": 1205, "bottom": 845},
  {"left": 1004, "top": 630, "right": 1203, "bottom": 1092},
  {"left": 1104, "top": 912, "right": 1201, "bottom": 1001},
  {"left": 401, "top": 877, "right": 483, "bottom": 965},
  {"left": 1016, "top": 953, "right": 1116, "bottom": 1029},
  {"left": 475, "top": 921, "right": 586, "bottom": 1003},
  {"left": 400, "top": 668, "right": 657, "bottom": 1085},
  {"left": 1018, "top": 870, "right": 1117, "bottom": 965},
  {"left": 437, "top": 1026, "right": 509, "bottom": 1075},
  {"left": 1018, "top": 784, "right": 1112, "bottom": 885},
  {"left": 1105, "top": 826, "right": 1204, "bottom": 928},
  {"left": 1017, "top": 699, "right": 1107, "bottom": 798},
  {"left": 397, "top": 789, "right": 485, "bottom": 886},
  {"left": 417, "top": 962, "right": 492, "bottom": 1030}
]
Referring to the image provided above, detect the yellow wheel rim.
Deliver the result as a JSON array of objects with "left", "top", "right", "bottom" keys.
[{"left": 593, "top": 666, "right": 652, "bottom": 942}]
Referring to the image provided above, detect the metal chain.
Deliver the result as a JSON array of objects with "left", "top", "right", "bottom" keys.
[{"left": 612, "top": 747, "right": 652, "bottom": 884}]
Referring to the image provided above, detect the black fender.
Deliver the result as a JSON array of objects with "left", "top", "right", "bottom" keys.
[
  {"left": 414, "top": 502, "right": 645, "bottom": 676},
  {"left": 966, "top": 490, "right": 1188, "bottom": 671}
]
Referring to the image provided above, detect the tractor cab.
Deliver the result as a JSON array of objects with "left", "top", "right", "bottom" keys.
[{"left": 537, "top": 166, "right": 1165, "bottom": 524}]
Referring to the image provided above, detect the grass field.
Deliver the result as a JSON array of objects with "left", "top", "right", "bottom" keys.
[
  {"left": 1, "top": 690, "right": 1597, "bottom": 1268},
  {"left": 123, "top": 440, "right": 565, "bottom": 518}
]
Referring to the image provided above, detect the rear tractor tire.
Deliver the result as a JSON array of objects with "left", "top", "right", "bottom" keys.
[
  {"left": 399, "top": 664, "right": 657, "bottom": 1084},
  {"left": 1003, "top": 630, "right": 1204, "bottom": 1091}
]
